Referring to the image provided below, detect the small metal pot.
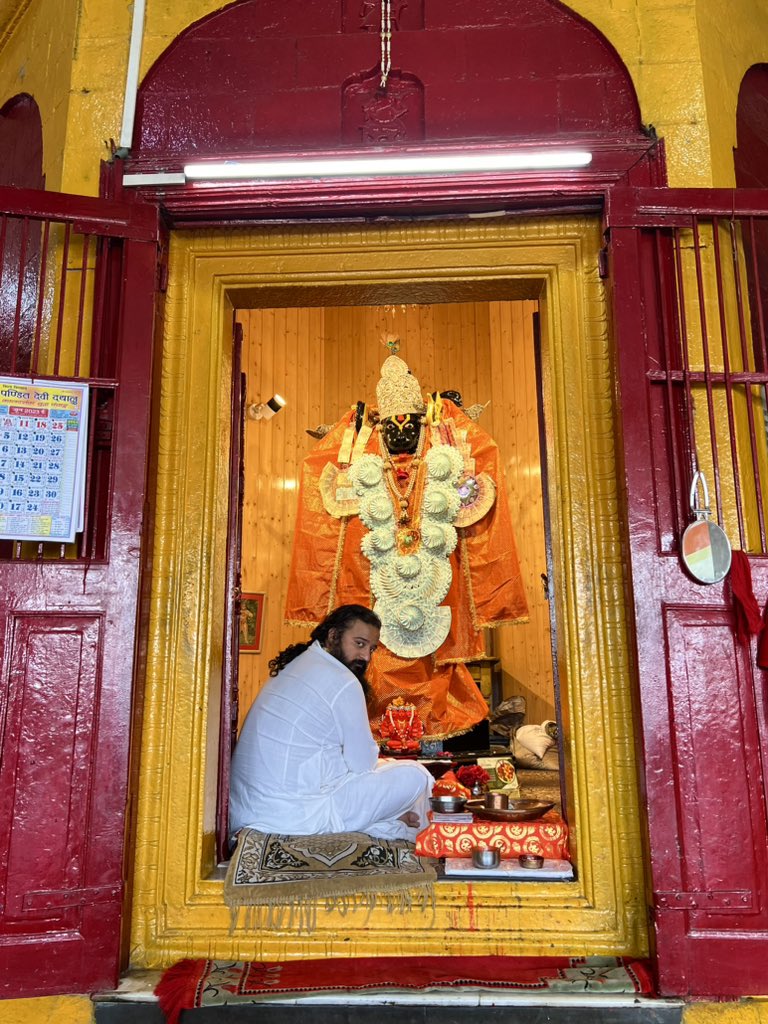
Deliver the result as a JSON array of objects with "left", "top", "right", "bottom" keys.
[
  {"left": 518, "top": 854, "right": 545, "bottom": 869},
  {"left": 471, "top": 848, "right": 501, "bottom": 869},
  {"left": 485, "top": 792, "right": 509, "bottom": 810}
]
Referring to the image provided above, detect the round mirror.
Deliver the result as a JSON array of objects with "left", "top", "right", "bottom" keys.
[{"left": 681, "top": 519, "right": 732, "bottom": 584}]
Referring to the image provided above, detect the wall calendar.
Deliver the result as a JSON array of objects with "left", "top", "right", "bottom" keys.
[{"left": 0, "top": 377, "right": 89, "bottom": 544}]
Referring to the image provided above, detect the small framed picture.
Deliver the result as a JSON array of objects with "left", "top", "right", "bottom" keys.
[{"left": 239, "top": 593, "right": 266, "bottom": 653}]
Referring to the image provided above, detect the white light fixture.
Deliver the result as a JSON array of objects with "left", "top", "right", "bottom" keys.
[
  {"left": 184, "top": 150, "right": 593, "bottom": 183},
  {"left": 247, "top": 394, "right": 286, "bottom": 421},
  {"left": 122, "top": 172, "right": 186, "bottom": 187}
]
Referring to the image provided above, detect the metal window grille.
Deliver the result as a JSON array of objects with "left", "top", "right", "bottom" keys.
[
  {"left": 642, "top": 213, "right": 768, "bottom": 555},
  {"left": 0, "top": 209, "right": 126, "bottom": 562}
]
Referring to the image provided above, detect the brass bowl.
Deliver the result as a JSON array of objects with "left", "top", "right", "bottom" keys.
[
  {"left": 429, "top": 795, "right": 467, "bottom": 814},
  {"left": 518, "top": 854, "right": 545, "bottom": 869},
  {"left": 485, "top": 792, "right": 509, "bottom": 810},
  {"left": 472, "top": 848, "right": 501, "bottom": 869}
]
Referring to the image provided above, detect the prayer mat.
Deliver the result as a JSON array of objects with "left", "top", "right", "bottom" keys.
[
  {"left": 224, "top": 828, "right": 436, "bottom": 933},
  {"left": 156, "top": 955, "right": 656, "bottom": 1023}
]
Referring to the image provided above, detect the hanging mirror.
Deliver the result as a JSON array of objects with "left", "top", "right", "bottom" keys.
[{"left": 680, "top": 470, "right": 732, "bottom": 584}]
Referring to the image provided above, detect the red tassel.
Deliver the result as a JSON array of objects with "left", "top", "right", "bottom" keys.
[
  {"left": 758, "top": 599, "right": 768, "bottom": 670},
  {"left": 730, "top": 551, "right": 762, "bottom": 645},
  {"left": 154, "top": 959, "right": 208, "bottom": 1024}
]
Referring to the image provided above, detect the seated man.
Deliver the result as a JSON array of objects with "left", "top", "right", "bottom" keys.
[{"left": 229, "top": 604, "right": 434, "bottom": 845}]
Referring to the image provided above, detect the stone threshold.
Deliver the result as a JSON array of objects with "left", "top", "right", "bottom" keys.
[{"left": 93, "top": 970, "right": 684, "bottom": 1022}]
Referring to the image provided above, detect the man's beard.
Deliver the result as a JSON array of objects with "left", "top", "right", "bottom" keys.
[{"left": 326, "top": 637, "right": 370, "bottom": 694}]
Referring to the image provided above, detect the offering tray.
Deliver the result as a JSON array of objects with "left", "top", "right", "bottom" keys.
[{"left": 466, "top": 798, "right": 554, "bottom": 823}]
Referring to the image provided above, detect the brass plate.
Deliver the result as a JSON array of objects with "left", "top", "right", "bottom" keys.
[{"left": 466, "top": 798, "right": 554, "bottom": 822}]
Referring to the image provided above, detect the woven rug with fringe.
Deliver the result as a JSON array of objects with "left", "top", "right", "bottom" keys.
[
  {"left": 224, "top": 828, "right": 436, "bottom": 932},
  {"left": 156, "top": 956, "right": 656, "bottom": 1024}
]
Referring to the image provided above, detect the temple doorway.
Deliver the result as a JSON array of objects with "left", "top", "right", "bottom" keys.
[{"left": 134, "top": 214, "right": 647, "bottom": 961}]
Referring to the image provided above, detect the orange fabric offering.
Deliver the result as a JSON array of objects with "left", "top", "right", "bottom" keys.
[
  {"left": 431, "top": 770, "right": 471, "bottom": 800},
  {"left": 415, "top": 812, "right": 570, "bottom": 861},
  {"left": 285, "top": 400, "right": 528, "bottom": 739}
]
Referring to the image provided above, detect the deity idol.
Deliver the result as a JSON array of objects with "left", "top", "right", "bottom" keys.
[
  {"left": 285, "top": 356, "right": 528, "bottom": 741},
  {"left": 379, "top": 696, "right": 424, "bottom": 752}
]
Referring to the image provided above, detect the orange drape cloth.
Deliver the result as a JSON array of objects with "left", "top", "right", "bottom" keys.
[
  {"left": 415, "top": 811, "right": 570, "bottom": 860},
  {"left": 285, "top": 401, "right": 528, "bottom": 739}
]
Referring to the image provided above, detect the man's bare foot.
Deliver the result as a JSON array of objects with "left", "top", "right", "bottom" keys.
[{"left": 399, "top": 811, "right": 419, "bottom": 828}]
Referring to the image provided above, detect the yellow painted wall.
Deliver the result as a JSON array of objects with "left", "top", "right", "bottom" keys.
[
  {"left": 0, "top": 996, "right": 92, "bottom": 1024},
  {"left": 3, "top": 0, "right": 768, "bottom": 194},
  {"left": 684, "top": 1003, "right": 768, "bottom": 1024},
  {"left": 0, "top": 0, "right": 78, "bottom": 191},
  {"left": 129, "top": 0, "right": 714, "bottom": 185},
  {"left": 59, "top": 0, "right": 132, "bottom": 194},
  {"left": 695, "top": 0, "right": 768, "bottom": 186},
  {"left": 126, "top": 0, "right": 720, "bottom": 186}
]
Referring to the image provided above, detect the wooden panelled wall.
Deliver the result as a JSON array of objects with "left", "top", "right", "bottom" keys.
[{"left": 236, "top": 301, "right": 556, "bottom": 729}]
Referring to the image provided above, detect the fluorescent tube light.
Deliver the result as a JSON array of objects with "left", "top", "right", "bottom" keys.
[
  {"left": 184, "top": 150, "right": 593, "bottom": 182},
  {"left": 122, "top": 172, "right": 186, "bottom": 186}
]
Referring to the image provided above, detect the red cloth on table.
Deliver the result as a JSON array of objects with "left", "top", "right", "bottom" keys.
[
  {"left": 415, "top": 810, "right": 569, "bottom": 861},
  {"left": 730, "top": 550, "right": 762, "bottom": 645}
]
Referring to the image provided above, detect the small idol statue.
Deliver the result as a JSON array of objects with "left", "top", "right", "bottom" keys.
[{"left": 379, "top": 696, "right": 424, "bottom": 752}]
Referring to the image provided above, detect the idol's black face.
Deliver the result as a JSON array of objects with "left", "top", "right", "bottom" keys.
[
  {"left": 326, "top": 620, "right": 380, "bottom": 682},
  {"left": 381, "top": 413, "right": 421, "bottom": 454}
]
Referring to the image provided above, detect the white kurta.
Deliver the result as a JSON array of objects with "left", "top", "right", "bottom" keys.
[{"left": 229, "top": 641, "right": 433, "bottom": 843}]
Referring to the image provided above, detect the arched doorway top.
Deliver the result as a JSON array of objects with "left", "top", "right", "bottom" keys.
[
  {"left": 132, "top": 0, "right": 644, "bottom": 164},
  {"left": 735, "top": 63, "right": 768, "bottom": 189},
  {"left": 0, "top": 93, "right": 43, "bottom": 189}
]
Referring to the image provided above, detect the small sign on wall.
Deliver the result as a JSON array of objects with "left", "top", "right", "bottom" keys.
[
  {"left": 239, "top": 593, "right": 266, "bottom": 653},
  {"left": 0, "top": 377, "right": 89, "bottom": 543}
]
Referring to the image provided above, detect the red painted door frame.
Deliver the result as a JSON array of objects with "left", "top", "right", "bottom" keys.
[
  {"left": 607, "top": 186, "right": 768, "bottom": 996},
  {"left": 0, "top": 186, "right": 158, "bottom": 996}
]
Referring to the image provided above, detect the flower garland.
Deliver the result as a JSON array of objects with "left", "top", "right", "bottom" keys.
[{"left": 349, "top": 439, "right": 464, "bottom": 658}]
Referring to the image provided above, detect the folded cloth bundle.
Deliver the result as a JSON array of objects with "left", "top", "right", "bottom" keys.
[
  {"left": 489, "top": 696, "right": 526, "bottom": 740},
  {"left": 513, "top": 723, "right": 559, "bottom": 770},
  {"left": 516, "top": 724, "right": 556, "bottom": 760}
]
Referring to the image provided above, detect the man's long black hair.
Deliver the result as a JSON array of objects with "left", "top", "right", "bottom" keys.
[{"left": 268, "top": 604, "right": 381, "bottom": 677}]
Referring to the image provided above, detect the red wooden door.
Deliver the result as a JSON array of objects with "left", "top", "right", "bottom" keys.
[
  {"left": 0, "top": 186, "right": 158, "bottom": 996},
  {"left": 608, "top": 187, "right": 768, "bottom": 996}
]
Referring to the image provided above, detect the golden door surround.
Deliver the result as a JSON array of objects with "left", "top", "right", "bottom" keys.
[{"left": 130, "top": 215, "right": 649, "bottom": 965}]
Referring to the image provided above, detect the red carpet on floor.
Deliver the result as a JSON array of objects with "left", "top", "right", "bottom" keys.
[{"left": 155, "top": 956, "right": 655, "bottom": 1023}]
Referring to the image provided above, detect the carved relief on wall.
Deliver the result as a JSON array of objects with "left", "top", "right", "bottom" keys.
[
  {"left": 342, "top": 69, "right": 425, "bottom": 144},
  {"left": 343, "top": 0, "right": 423, "bottom": 33}
]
